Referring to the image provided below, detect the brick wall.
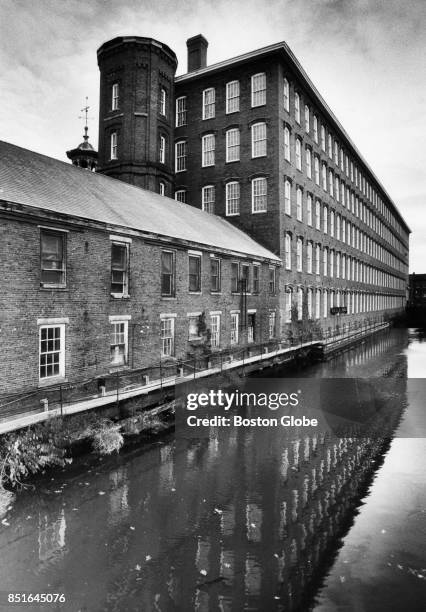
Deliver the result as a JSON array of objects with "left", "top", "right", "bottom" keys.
[{"left": 0, "top": 214, "right": 279, "bottom": 396}]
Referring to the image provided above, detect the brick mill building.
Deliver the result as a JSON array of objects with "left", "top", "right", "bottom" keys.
[
  {"left": 0, "top": 141, "right": 280, "bottom": 396},
  {"left": 95, "top": 35, "right": 410, "bottom": 335}
]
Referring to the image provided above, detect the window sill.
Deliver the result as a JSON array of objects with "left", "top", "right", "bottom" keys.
[
  {"left": 111, "top": 293, "right": 130, "bottom": 299},
  {"left": 189, "top": 291, "right": 202, "bottom": 295},
  {"left": 109, "top": 365, "right": 130, "bottom": 374},
  {"left": 252, "top": 210, "right": 267, "bottom": 214},
  {"left": 38, "top": 376, "right": 67, "bottom": 388},
  {"left": 40, "top": 285, "right": 68, "bottom": 291},
  {"left": 161, "top": 296, "right": 177, "bottom": 300},
  {"left": 226, "top": 213, "right": 240, "bottom": 217},
  {"left": 211, "top": 292, "right": 222, "bottom": 295}
]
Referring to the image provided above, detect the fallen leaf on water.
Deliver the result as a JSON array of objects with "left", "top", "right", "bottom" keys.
[
  {"left": 98, "top": 491, "right": 106, "bottom": 496},
  {"left": 135, "top": 564, "right": 141, "bottom": 571},
  {"left": 200, "top": 569, "right": 207, "bottom": 576},
  {"left": 130, "top": 526, "right": 135, "bottom": 530},
  {"left": 339, "top": 576, "right": 346, "bottom": 583},
  {"left": 1, "top": 519, "right": 10, "bottom": 526},
  {"left": 146, "top": 555, "right": 152, "bottom": 561}
]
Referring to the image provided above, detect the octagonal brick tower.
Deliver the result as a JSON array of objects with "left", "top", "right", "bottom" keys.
[{"left": 97, "top": 36, "right": 177, "bottom": 195}]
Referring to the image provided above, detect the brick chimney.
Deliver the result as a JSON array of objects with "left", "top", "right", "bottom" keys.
[{"left": 186, "top": 34, "right": 208, "bottom": 72}]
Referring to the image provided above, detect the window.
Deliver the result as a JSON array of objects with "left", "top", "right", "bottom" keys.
[
  {"left": 231, "top": 262, "right": 239, "bottom": 292},
  {"left": 159, "top": 135, "right": 166, "bottom": 164},
  {"left": 323, "top": 247, "right": 328, "bottom": 276},
  {"left": 240, "top": 263, "right": 250, "bottom": 293},
  {"left": 330, "top": 249, "right": 334, "bottom": 277},
  {"left": 188, "top": 315, "right": 202, "bottom": 340},
  {"left": 295, "top": 138, "right": 302, "bottom": 170},
  {"left": 329, "top": 170, "right": 334, "bottom": 197},
  {"left": 284, "top": 126, "right": 291, "bottom": 161},
  {"left": 323, "top": 290, "right": 328, "bottom": 318},
  {"left": 297, "top": 287, "right": 303, "bottom": 320},
  {"left": 176, "top": 96, "right": 187, "bottom": 126},
  {"left": 175, "top": 140, "right": 187, "bottom": 172},
  {"left": 269, "top": 267, "right": 276, "bottom": 294},
  {"left": 315, "top": 199, "right": 321, "bottom": 230},
  {"left": 161, "top": 251, "right": 175, "bottom": 297},
  {"left": 230, "top": 313, "right": 239, "bottom": 345},
  {"left": 202, "top": 88, "right": 215, "bottom": 119},
  {"left": 334, "top": 140, "right": 339, "bottom": 165},
  {"left": 110, "top": 131, "right": 117, "bottom": 160},
  {"left": 314, "top": 155, "right": 320, "bottom": 185},
  {"left": 296, "top": 237, "right": 303, "bottom": 272},
  {"left": 160, "top": 317, "right": 175, "bottom": 357},
  {"left": 307, "top": 289, "right": 312, "bottom": 319},
  {"left": 323, "top": 205, "right": 328, "bottom": 234},
  {"left": 226, "top": 181, "right": 240, "bottom": 216},
  {"left": 111, "top": 242, "right": 129, "bottom": 296},
  {"left": 330, "top": 210, "right": 335, "bottom": 237},
  {"left": 284, "top": 179, "right": 291, "bottom": 215},
  {"left": 296, "top": 187, "right": 302, "bottom": 221},
  {"left": 285, "top": 288, "right": 292, "bottom": 322},
  {"left": 40, "top": 229, "right": 66, "bottom": 286},
  {"left": 295, "top": 92, "right": 300, "bottom": 123},
  {"left": 322, "top": 162, "right": 327, "bottom": 190},
  {"left": 210, "top": 314, "right": 221, "bottom": 348},
  {"left": 285, "top": 233, "right": 292, "bottom": 270},
  {"left": 39, "top": 324, "right": 65, "bottom": 380},
  {"left": 315, "top": 289, "right": 320, "bottom": 319},
  {"left": 307, "top": 241, "right": 313, "bottom": 273},
  {"left": 306, "top": 148, "right": 312, "bottom": 178},
  {"left": 226, "top": 128, "right": 240, "bottom": 162},
  {"left": 315, "top": 244, "right": 320, "bottom": 275},
  {"left": 321, "top": 125, "right": 326, "bottom": 151},
  {"left": 175, "top": 190, "right": 186, "bottom": 203},
  {"left": 160, "top": 87, "right": 166, "bottom": 116},
  {"left": 159, "top": 181, "right": 165, "bottom": 196},
  {"left": 307, "top": 194, "right": 313, "bottom": 226},
  {"left": 283, "top": 77, "right": 290, "bottom": 111},
  {"left": 202, "top": 134, "right": 215, "bottom": 166},
  {"left": 189, "top": 254, "right": 201, "bottom": 292},
  {"left": 226, "top": 81, "right": 240, "bottom": 113},
  {"left": 202, "top": 185, "right": 215, "bottom": 213},
  {"left": 211, "top": 258, "right": 221, "bottom": 292},
  {"left": 110, "top": 321, "right": 128, "bottom": 366},
  {"left": 112, "top": 83, "right": 119, "bottom": 110},
  {"left": 251, "top": 73, "right": 266, "bottom": 107},
  {"left": 252, "top": 122, "right": 267, "bottom": 157},
  {"left": 252, "top": 177, "right": 267, "bottom": 213},
  {"left": 253, "top": 265, "right": 260, "bottom": 293},
  {"left": 304, "top": 105, "right": 310, "bottom": 132},
  {"left": 328, "top": 134, "right": 333, "bottom": 159},
  {"left": 248, "top": 313, "right": 256, "bottom": 343},
  {"left": 313, "top": 115, "right": 318, "bottom": 142},
  {"left": 269, "top": 311, "right": 276, "bottom": 339}
]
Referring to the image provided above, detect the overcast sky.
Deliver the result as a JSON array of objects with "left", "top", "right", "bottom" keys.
[{"left": 1, "top": 0, "right": 425, "bottom": 271}]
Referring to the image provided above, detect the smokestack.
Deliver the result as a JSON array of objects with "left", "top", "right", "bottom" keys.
[{"left": 186, "top": 34, "right": 208, "bottom": 72}]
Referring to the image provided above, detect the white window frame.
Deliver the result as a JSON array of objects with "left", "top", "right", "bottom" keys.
[
  {"left": 296, "top": 237, "right": 303, "bottom": 272},
  {"left": 202, "top": 88, "right": 215, "bottom": 119},
  {"left": 251, "top": 122, "right": 267, "bottom": 158},
  {"left": 283, "top": 77, "right": 290, "bottom": 112},
  {"left": 284, "top": 126, "right": 291, "bottom": 161},
  {"left": 251, "top": 73, "right": 266, "bottom": 107},
  {"left": 110, "top": 131, "right": 117, "bottom": 160},
  {"left": 202, "top": 185, "right": 215, "bottom": 213},
  {"left": 160, "top": 317, "right": 175, "bottom": 357},
  {"left": 175, "top": 189, "right": 186, "bottom": 203},
  {"left": 268, "top": 311, "right": 276, "bottom": 339},
  {"left": 304, "top": 104, "right": 310, "bottom": 133},
  {"left": 202, "top": 133, "right": 215, "bottom": 167},
  {"left": 39, "top": 323, "right": 66, "bottom": 381},
  {"left": 285, "top": 233, "right": 292, "bottom": 270},
  {"left": 295, "top": 138, "right": 302, "bottom": 170},
  {"left": 284, "top": 179, "right": 291, "bottom": 215},
  {"left": 110, "top": 319, "right": 129, "bottom": 367},
  {"left": 230, "top": 312, "right": 239, "bottom": 345},
  {"left": 306, "top": 147, "right": 312, "bottom": 179},
  {"left": 226, "top": 181, "right": 240, "bottom": 216},
  {"left": 176, "top": 96, "right": 187, "bottom": 126},
  {"left": 226, "top": 128, "right": 240, "bottom": 162},
  {"left": 210, "top": 314, "right": 221, "bottom": 348},
  {"left": 112, "top": 83, "right": 119, "bottom": 111},
  {"left": 159, "top": 134, "right": 166, "bottom": 164},
  {"left": 252, "top": 177, "right": 267, "bottom": 213},
  {"left": 296, "top": 187, "right": 302, "bottom": 221},
  {"left": 160, "top": 87, "right": 167, "bottom": 116},
  {"left": 307, "top": 194, "right": 313, "bottom": 226},
  {"left": 111, "top": 240, "right": 130, "bottom": 297},
  {"left": 226, "top": 80, "right": 240, "bottom": 113},
  {"left": 295, "top": 92, "right": 301, "bottom": 124},
  {"left": 175, "top": 140, "right": 187, "bottom": 172}
]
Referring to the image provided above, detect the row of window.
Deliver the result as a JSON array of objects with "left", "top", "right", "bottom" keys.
[
  {"left": 283, "top": 286, "right": 405, "bottom": 323},
  {"left": 40, "top": 229, "right": 277, "bottom": 296},
  {"left": 283, "top": 235, "right": 405, "bottom": 291},
  {"left": 283, "top": 126, "right": 406, "bottom": 258},
  {"left": 284, "top": 185, "right": 406, "bottom": 274},
  {"left": 175, "top": 177, "right": 268, "bottom": 215},
  {"left": 39, "top": 309, "right": 278, "bottom": 381},
  {"left": 111, "top": 83, "right": 168, "bottom": 117},
  {"left": 175, "top": 74, "right": 266, "bottom": 127},
  {"left": 282, "top": 76, "right": 408, "bottom": 246}
]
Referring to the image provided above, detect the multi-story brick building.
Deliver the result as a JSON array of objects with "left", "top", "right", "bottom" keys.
[
  {"left": 0, "top": 141, "right": 280, "bottom": 396},
  {"left": 96, "top": 35, "right": 410, "bottom": 336}
]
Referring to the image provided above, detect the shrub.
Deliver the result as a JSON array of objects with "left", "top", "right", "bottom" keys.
[{"left": 88, "top": 419, "right": 124, "bottom": 455}]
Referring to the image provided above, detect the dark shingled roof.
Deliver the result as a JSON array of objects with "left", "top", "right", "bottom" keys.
[{"left": 0, "top": 140, "right": 280, "bottom": 262}]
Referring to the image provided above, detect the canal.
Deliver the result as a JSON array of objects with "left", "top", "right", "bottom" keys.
[{"left": 0, "top": 328, "right": 424, "bottom": 611}]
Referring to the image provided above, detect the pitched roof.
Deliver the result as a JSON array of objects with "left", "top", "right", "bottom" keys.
[{"left": 0, "top": 140, "right": 280, "bottom": 262}]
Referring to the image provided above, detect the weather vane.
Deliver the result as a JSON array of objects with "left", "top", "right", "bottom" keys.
[{"left": 79, "top": 97, "right": 93, "bottom": 127}]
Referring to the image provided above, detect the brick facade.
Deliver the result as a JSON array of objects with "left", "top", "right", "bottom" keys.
[{"left": 0, "top": 208, "right": 279, "bottom": 396}]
